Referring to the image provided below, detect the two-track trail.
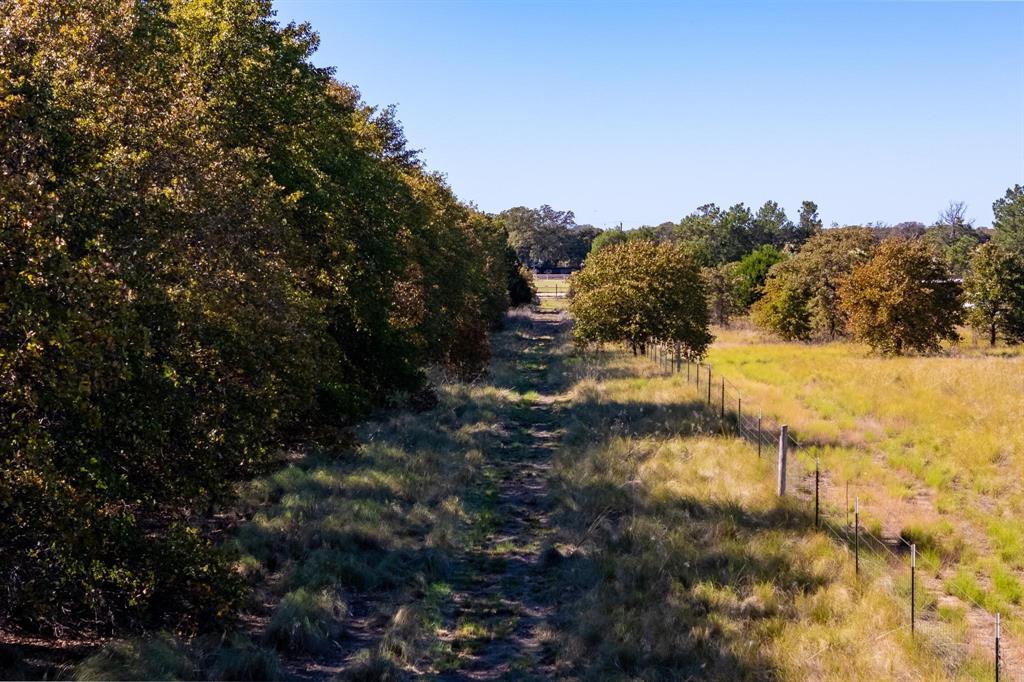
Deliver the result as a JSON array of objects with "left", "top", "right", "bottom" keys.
[
  {"left": 286, "top": 307, "right": 574, "bottom": 680},
  {"left": 433, "top": 309, "right": 569, "bottom": 679}
]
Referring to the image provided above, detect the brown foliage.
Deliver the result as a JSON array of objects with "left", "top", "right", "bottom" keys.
[{"left": 838, "top": 239, "right": 962, "bottom": 354}]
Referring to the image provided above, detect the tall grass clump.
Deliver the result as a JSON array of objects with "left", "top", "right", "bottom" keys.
[
  {"left": 74, "top": 633, "right": 196, "bottom": 681},
  {"left": 205, "top": 635, "right": 283, "bottom": 681},
  {"left": 264, "top": 588, "right": 347, "bottom": 654}
]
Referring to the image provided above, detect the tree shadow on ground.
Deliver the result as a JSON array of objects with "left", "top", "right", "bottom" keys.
[{"left": 542, "top": 347, "right": 845, "bottom": 680}]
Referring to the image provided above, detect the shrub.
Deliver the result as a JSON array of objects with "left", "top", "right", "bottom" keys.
[
  {"left": 751, "top": 260, "right": 813, "bottom": 341},
  {"left": 506, "top": 248, "right": 536, "bottom": 306},
  {"left": 733, "top": 245, "right": 786, "bottom": 308}
]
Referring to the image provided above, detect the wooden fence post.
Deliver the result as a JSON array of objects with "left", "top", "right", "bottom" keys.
[{"left": 777, "top": 425, "right": 788, "bottom": 496}]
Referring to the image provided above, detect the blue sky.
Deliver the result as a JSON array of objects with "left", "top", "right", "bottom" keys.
[{"left": 273, "top": 1, "right": 1023, "bottom": 228}]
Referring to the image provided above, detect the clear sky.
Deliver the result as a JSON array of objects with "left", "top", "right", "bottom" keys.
[{"left": 272, "top": 1, "right": 1024, "bottom": 228}]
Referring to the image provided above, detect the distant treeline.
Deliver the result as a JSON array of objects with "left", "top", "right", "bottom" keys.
[
  {"left": 0, "top": 0, "right": 531, "bottom": 634},
  {"left": 500, "top": 197, "right": 1007, "bottom": 275},
  {"left": 566, "top": 188, "right": 1024, "bottom": 354}
]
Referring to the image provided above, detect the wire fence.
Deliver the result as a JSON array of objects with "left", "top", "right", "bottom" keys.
[{"left": 642, "top": 340, "right": 1022, "bottom": 681}]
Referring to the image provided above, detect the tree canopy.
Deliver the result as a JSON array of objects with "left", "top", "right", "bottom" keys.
[
  {"left": 569, "top": 240, "right": 712, "bottom": 357},
  {"left": 752, "top": 228, "right": 875, "bottom": 340},
  {"left": 0, "top": 0, "right": 522, "bottom": 633},
  {"left": 965, "top": 242, "right": 1024, "bottom": 345},
  {"left": 838, "top": 239, "right": 962, "bottom": 354},
  {"left": 674, "top": 200, "right": 819, "bottom": 265},
  {"left": 733, "top": 245, "right": 787, "bottom": 308},
  {"left": 500, "top": 205, "right": 600, "bottom": 270},
  {"left": 992, "top": 184, "right": 1024, "bottom": 254}
]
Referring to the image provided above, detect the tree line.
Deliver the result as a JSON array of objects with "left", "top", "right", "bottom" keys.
[
  {"left": 569, "top": 187, "right": 1024, "bottom": 357},
  {"left": 750, "top": 189, "right": 1024, "bottom": 352},
  {"left": 0, "top": 0, "right": 532, "bottom": 634}
]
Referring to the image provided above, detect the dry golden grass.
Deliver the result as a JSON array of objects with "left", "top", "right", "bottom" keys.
[
  {"left": 549, "top": 344, "right": 997, "bottom": 679},
  {"left": 701, "top": 323, "right": 1024, "bottom": 643}
]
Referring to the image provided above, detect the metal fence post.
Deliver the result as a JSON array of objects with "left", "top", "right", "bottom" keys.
[
  {"left": 996, "top": 612, "right": 1001, "bottom": 682},
  {"left": 855, "top": 497, "right": 860, "bottom": 576},
  {"left": 720, "top": 377, "right": 725, "bottom": 421},
  {"left": 815, "top": 456, "right": 820, "bottom": 528},
  {"left": 757, "top": 412, "right": 762, "bottom": 458},
  {"left": 737, "top": 397, "right": 742, "bottom": 433},
  {"left": 707, "top": 366, "right": 712, "bottom": 404},
  {"left": 777, "top": 425, "right": 788, "bottom": 496},
  {"left": 911, "top": 544, "right": 916, "bottom": 637}
]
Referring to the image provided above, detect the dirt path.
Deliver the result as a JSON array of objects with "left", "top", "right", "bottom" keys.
[{"left": 433, "top": 309, "right": 567, "bottom": 679}]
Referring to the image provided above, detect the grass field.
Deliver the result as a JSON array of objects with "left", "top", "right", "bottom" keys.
[
  {"left": 533, "top": 275, "right": 570, "bottom": 297},
  {"left": 701, "top": 323, "right": 1024, "bottom": 645},
  {"left": 59, "top": 310, "right": 1018, "bottom": 680}
]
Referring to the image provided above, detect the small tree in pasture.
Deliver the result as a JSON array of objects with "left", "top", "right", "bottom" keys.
[
  {"left": 751, "top": 260, "right": 813, "bottom": 341},
  {"left": 733, "top": 244, "right": 786, "bottom": 308},
  {"left": 569, "top": 240, "right": 712, "bottom": 357},
  {"left": 751, "top": 228, "right": 875, "bottom": 340},
  {"left": 701, "top": 262, "right": 742, "bottom": 326},
  {"left": 839, "top": 239, "right": 962, "bottom": 354},
  {"left": 992, "top": 184, "right": 1024, "bottom": 254},
  {"left": 965, "top": 243, "right": 1024, "bottom": 345}
]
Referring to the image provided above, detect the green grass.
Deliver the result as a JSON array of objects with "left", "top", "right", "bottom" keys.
[
  {"left": 206, "top": 636, "right": 283, "bottom": 681},
  {"left": 71, "top": 321, "right": 548, "bottom": 678}
]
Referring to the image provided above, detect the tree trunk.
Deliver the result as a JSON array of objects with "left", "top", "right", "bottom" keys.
[{"left": 990, "top": 322, "right": 997, "bottom": 347}]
